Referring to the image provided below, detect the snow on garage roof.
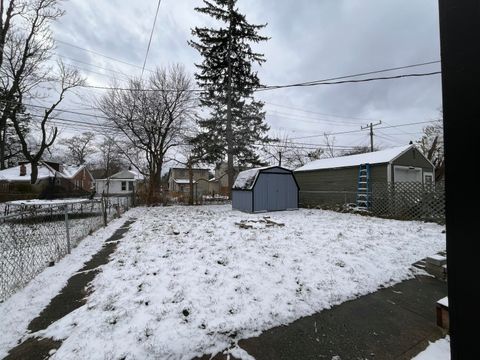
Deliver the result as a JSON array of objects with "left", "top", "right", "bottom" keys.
[
  {"left": 233, "top": 166, "right": 278, "bottom": 190},
  {"left": 294, "top": 145, "right": 413, "bottom": 172}
]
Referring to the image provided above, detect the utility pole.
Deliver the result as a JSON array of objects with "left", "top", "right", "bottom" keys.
[
  {"left": 361, "top": 120, "right": 382, "bottom": 152},
  {"left": 278, "top": 151, "right": 282, "bottom": 167}
]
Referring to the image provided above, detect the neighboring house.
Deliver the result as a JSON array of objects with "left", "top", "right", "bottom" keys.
[
  {"left": 168, "top": 167, "right": 211, "bottom": 195},
  {"left": 232, "top": 166, "right": 299, "bottom": 213},
  {"left": 293, "top": 144, "right": 435, "bottom": 208},
  {"left": 208, "top": 162, "right": 245, "bottom": 195},
  {"left": 95, "top": 169, "right": 144, "bottom": 196},
  {"left": 0, "top": 161, "right": 93, "bottom": 195}
]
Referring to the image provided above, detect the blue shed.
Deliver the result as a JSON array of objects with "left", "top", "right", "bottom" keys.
[{"left": 232, "top": 166, "right": 299, "bottom": 213}]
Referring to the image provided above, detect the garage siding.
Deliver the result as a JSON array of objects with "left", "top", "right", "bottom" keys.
[{"left": 295, "top": 164, "right": 387, "bottom": 207}]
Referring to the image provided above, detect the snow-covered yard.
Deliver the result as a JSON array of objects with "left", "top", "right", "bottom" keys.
[{"left": 0, "top": 205, "right": 445, "bottom": 359}]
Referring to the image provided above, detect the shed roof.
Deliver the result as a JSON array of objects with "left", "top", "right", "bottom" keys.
[
  {"left": 233, "top": 166, "right": 291, "bottom": 190},
  {"left": 294, "top": 145, "right": 413, "bottom": 172}
]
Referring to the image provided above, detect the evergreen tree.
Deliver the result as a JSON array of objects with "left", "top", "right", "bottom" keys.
[{"left": 189, "top": 0, "right": 270, "bottom": 194}]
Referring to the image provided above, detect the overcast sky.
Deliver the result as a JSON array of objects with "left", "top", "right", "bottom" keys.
[{"left": 49, "top": 0, "right": 442, "bottom": 151}]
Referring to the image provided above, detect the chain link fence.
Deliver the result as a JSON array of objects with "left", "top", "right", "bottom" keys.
[{"left": 0, "top": 196, "right": 133, "bottom": 302}]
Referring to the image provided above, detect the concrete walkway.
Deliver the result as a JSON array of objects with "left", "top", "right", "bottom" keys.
[
  {"left": 4, "top": 218, "right": 136, "bottom": 360},
  {"left": 197, "top": 273, "right": 447, "bottom": 360}
]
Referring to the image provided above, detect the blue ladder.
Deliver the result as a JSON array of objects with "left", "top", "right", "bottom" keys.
[{"left": 356, "top": 163, "right": 370, "bottom": 210}]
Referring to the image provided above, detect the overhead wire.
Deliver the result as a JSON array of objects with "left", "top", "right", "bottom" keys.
[{"left": 141, "top": 0, "right": 163, "bottom": 78}]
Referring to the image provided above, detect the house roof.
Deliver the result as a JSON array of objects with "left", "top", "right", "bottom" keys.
[
  {"left": 0, "top": 162, "right": 91, "bottom": 183},
  {"left": 294, "top": 145, "right": 413, "bottom": 172},
  {"left": 233, "top": 166, "right": 284, "bottom": 190},
  {"left": 61, "top": 165, "right": 84, "bottom": 178},
  {"left": 0, "top": 163, "right": 54, "bottom": 182},
  {"left": 98, "top": 169, "right": 144, "bottom": 181}
]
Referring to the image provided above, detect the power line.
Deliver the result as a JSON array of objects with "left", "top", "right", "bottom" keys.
[
  {"left": 64, "top": 60, "right": 441, "bottom": 93},
  {"left": 258, "top": 60, "right": 440, "bottom": 91},
  {"left": 141, "top": 0, "right": 162, "bottom": 78},
  {"left": 258, "top": 72, "right": 441, "bottom": 91},
  {"left": 57, "top": 54, "right": 130, "bottom": 79},
  {"left": 290, "top": 120, "right": 441, "bottom": 140},
  {"left": 266, "top": 112, "right": 361, "bottom": 126},
  {"left": 56, "top": 39, "right": 154, "bottom": 72},
  {"left": 264, "top": 101, "right": 373, "bottom": 121}
]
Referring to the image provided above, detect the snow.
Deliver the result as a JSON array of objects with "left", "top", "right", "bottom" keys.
[
  {"left": 6, "top": 198, "right": 91, "bottom": 207},
  {"left": 0, "top": 215, "right": 129, "bottom": 358},
  {"left": 429, "top": 254, "right": 446, "bottom": 261},
  {"left": 61, "top": 165, "right": 84, "bottom": 178},
  {"left": 294, "top": 145, "right": 412, "bottom": 172},
  {"left": 174, "top": 179, "right": 196, "bottom": 184},
  {"left": 437, "top": 296, "right": 448, "bottom": 307},
  {"left": 412, "top": 336, "right": 450, "bottom": 360},
  {"left": 0, "top": 163, "right": 54, "bottom": 182},
  {"left": 233, "top": 166, "right": 273, "bottom": 190},
  {"left": 4, "top": 204, "right": 445, "bottom": 360}
]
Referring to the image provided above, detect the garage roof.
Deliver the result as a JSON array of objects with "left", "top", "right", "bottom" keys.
[{"left": 294, "top": 145, "right": 413, "bottom": 172}]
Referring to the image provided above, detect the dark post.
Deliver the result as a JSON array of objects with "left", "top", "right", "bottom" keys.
[
  {"left": 361, "top": 120, "right": 381, "bottom": 152},
  {"left": 438, "top": 1, "right": 479, "bottom": 358}
]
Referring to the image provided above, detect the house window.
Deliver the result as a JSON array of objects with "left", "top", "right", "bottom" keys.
[
  {"left": 121, "top": 181, "right": 127, "bottom": 191},
  {"left": 128, "top": 182, "right": 134, "bottom": 191},
  {"left": 424, "top": 173, "right": 433, "bottom": 184}
]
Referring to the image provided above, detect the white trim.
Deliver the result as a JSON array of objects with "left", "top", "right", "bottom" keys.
[
  {"left": 423, "top": 171, "right": 434, "bottom": 184},
  {"left": 389, "top": 144, "right": 436, "bottom": 169},
  {"left": 388, "top": 144, "right": 414, "bottom": 163},
  {"left": 387, "top": 163, "right": 392, "bottom": 183}
]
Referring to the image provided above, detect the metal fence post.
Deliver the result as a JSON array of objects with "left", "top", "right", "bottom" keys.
[
  {"left": 101, "top": 197, "right": 107, "bottom": 226},
  {"left": 64, "top": 205, "right": 71, "bottom": 254}
]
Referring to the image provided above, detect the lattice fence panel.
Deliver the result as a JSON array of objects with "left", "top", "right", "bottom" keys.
[{"left": 370, "top": 181, "right": 445, "bottom": 223}]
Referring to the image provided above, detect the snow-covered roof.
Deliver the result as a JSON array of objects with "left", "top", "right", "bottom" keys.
[
  {"left": 0, "top": 163, "right": 55, "bottom": 182},
  {"left": 294, "top": 145, "right": 413, "bottom": 172},
  {"left": 97, "top": 169, "right": 145, "bottom": 181},
  {"left": 232, "top": 166, "right": 276, "bottom": 190},
  {"left": 61, "top": 165, "right": 84, "bottom": 178},
  {"left": 7, "top": 198, "right": 91, "bottom": 207},
  {"left": 174, "top": 178, "right": 196, "bottom": 184}
]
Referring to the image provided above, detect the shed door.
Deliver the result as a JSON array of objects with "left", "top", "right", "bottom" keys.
[{"left": 266, "top": 174, "right": 288, "bottom": 211}]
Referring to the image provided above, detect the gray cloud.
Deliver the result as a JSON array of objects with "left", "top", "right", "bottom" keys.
[{"left": 51, "top": 0, "right": 442, "bottom": 148}]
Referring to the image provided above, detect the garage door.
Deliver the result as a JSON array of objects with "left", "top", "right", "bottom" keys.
[{"left": 393, "top": 166, "right": 422, "bottom": 183}]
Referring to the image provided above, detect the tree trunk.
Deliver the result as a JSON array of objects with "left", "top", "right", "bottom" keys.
[
  {"left": 0, "top": 126, "right": 6, "bottom": 169},
  {"left": 188, "top": 158, "right": 194, "bottom": 205},
  {"left": 30, "top": 161, "right": 39, "bottom": 184},
  {"left": 226, "top": 0, "right": 234, "bottom": 199}
]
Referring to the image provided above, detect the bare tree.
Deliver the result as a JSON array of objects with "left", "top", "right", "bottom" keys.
[
  {"left": 11, "top": 64, "right": 84, "bottom": 182},
  {"left": 60, "top": 131, "right": 96, "bottom": 165},
  {"left": 1, "top": 0, "right": 84, "bottom": 180},
  {"left": 98, "top": 64, "right": 196, "bottom": 203},
  {"left": 341, "top": 145, "right": 378, "bottom": 156},
  {"left": 323, "top": 133, "right": 336, "bottom": 158},
  {"left": 261, "top": 131, "right": 321, "bottom": 169},
  {"left": 417, "top": 114, "right": 444, "bottom": 181},
  {"left": 97, "top": 135, "right": 127, "bottom": 178}
]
